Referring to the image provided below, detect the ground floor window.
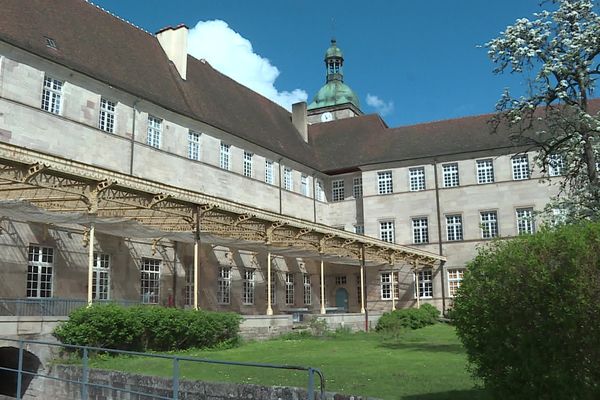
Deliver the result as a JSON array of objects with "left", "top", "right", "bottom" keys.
[
  {"left": 303, "top": 274, "right": 312, "bottom": 305},
  {"left": 242, "top": 268, "right": 255, "bottom": 305},
  {"left": 218, "top": 266, "right": 231, "bottom": 304},
  {"left": 185, "top": 264, "right": 194, "bottom": 306},
  {"left": 380, "top": 272, "right": 399, "bottom": 300},
  {"left": 141, "top": 258, "right": 160, "bottom": 304},
  {"left": 447, "top": 269, "right": 464, "bottom": 297},
  {"left": 285, "top": 273, "right": 294, "bottom": 305},
  {"left": 27, "top": 245, "right": 54, "bottom": 298},
  {"left": 92, "top": 252, "right": 110, "bottom": 300},
  {"left": 335, "top": 275, "right": 347, "bottom": 285},
  {"left": 415, "top": 269, "right": 433, "bottom": 298},
  {"left": 355, "top": 273, "right": 362, "bottom": 305}
]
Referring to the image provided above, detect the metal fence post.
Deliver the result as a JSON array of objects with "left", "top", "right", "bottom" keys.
[
  {"left": 173, "top": 357, "right": 180, "bottom": 400},
  {"left": 16, "top": 339, "right": 24, "bottom": 400},
  {"left": 81, "top": 347, "right": 89, "bottom": 400},
  {"left": 307, "top": 367, "right": 315, "bottom": 400}
]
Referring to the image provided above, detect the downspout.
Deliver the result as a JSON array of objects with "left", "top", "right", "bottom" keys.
[
  {"left": 433, "top": 161, "right": 447, "bottom": 314},
  {"left": 312, "top": 173, "right": 317, "bottom": 223},
  {"left": 129, "top": 99, "right": 141, "bottom": 175},
  {"left": 278, "top": 159, "right": 283, "bottom": 214}
]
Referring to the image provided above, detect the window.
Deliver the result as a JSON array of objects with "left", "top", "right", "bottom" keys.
[
  {"left": 242, "top": 268, "right": 255, "bottom": 305},
  {"left": 415, "top": 269, "right": 433, "bottom": 298},
  {"left": 516, "top": 207, "right": 535, "bottom": 235},
  {"left": 265, "top": 271, "right": 277, "bottom": 305},
  {"left": 303, "top": 274, "right": 312, "bottom": 305},
  {"left": 335, "top": 276, "right": 347, "bottom": 285},
  {"left": 448, "top": 269, "right": 464, "bottom": 297},
  {"left": 332, "top": 179, "right": 344, "bottom": 201},
  {"left": 217, "top": 266, "right": 231, "bottom": 304},
  {"left": 355, "top": 273, "right": 362, "bottom": 305},
  {"left": 285, "top": 273, "right": 294, "bottom": 305},
  {"left": 377, "top": 171, "right": 393, "bottom": 194},
  {"left": 188, "top": 130, "right": 200, "bottom": 161},
  {"left": 242, "top": 151, "right": 253, "bottom": 177},
  {"left": 301, "top": 174, "right": 310, "bottom": 196},
  {"left": 442, "top": 163, "right": 459, "bottom": 187},
  {"left": 512, "top": 155, "right": 530, "bottom": 180},
  {"left": 184, "top": 264, "right": 194, "bottom": 306},
  {"left": 41, "top": 76, "right": 63, "bottom": 114},
  {"left": 379, "top": 221, "right": 395, "bottom": 243},
  {"left": 476, "top": 159, "right": 495, "bottom": 184},
  {"left": 480, "top": 211, "right": 498, "bottom": 239},
  {"left": 380, "top": 272, "right": 399, "bottom": 300},
  {"left": 44, "top": 36, "right": 57, "bottom": 49},
  {"left": 354, "top": 224, "right": 364, "bottom": 235},
  {"left": 140, "top": 258, "right": 160, "bottom": 304},
  {"left": 353, "top": 177, "right": 363, "bottom": 198},
  {"left": 98, "top": 98, "right": 116, "bottom": 133},
  {"left": 412, "top": 217, "right": 429, "bottom": 244},
  {"left": 548, "top": 154, "right": 564, "bottom": 177},
  {"left": 92, "top": 253, "right": 110, "bottom": 300},
  {"left": 409, "top": 167, "right": 426, "bottom": 191},
  {"left": 219, "top": 143, "right": 231, "bottom": 170},
  {"left": 446, "top": 215, "right": 463, "bottom": 241},
  {"left": 147, "top": 116, "right": 162, "bottom": 149},
  {"left": 265, "top": 160, "right": 274, "bottom": 184},
  {"left": 27, "top": 245, "right": 54, "bottom": 298},
  {"left": 283, "top": 167, "right": 293, "bottom": 191},
  {"left": 316, "top": 180, "right": 325, "bottom": 201}
]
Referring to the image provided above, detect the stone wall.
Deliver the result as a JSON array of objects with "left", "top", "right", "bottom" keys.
[{"left": 23, "top": 365, "right": 379, "bottom": 400}]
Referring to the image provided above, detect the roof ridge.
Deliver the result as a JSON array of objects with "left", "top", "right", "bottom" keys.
[{"left": 84, "top": 0, "right": 152, "bottom": 35}]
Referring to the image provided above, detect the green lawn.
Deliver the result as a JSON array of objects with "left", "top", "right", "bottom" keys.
[{"left": 88, "top": 324, "right": 489, "bottom": 400}]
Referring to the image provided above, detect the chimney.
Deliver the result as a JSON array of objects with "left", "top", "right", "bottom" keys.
[
  {"left": 292, "top": 102, "right": 308, "bottom": 142},
  {"left": 156, "top": 24, "right": 189, "bottom": 80}
]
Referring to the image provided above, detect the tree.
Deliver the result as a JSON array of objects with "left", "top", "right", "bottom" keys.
[
  {"left": 452, "top": 223, "right": 600, "bottom": 399},
  {"left": 487, "top": 0, "right": 600, "bottom": 220}
]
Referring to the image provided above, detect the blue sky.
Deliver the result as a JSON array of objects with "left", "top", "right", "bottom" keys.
[{"left": 92, "top": 0, "right": 543, "bottom": 127}]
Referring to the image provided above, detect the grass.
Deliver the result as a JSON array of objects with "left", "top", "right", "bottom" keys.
[{"left": 86, "top": 324, "right": 490, "bottom": 400}]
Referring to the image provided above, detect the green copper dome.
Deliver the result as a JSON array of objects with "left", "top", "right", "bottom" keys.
[{"left": 308, "top": 39, "right": 360, "bottom": 110}]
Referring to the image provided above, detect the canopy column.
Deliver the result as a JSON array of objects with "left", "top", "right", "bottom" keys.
[
  {"left": 193, "top": 206, "right": 201, "bottom": 310},
  {"left": 390, "top": 253, "right": 396, "bottom": 311},
  {"left": 86, "top": 223, "right": 95, "bottom": 307},
  {"left": 359, "top": 247, "right": 365, "bottom": 314},
  {"left": 266, "top": 250, "right": 273, "bottom": 315},
  {"left": 320, "top": 257, "right": 326, "bottom": 315},
  {"left": 414, "top": 261, "right": 421, "bottom": 309}
]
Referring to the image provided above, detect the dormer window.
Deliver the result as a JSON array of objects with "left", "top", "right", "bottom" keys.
[{"left": 44, "top": 36, "right": 57, "bottom": 49}]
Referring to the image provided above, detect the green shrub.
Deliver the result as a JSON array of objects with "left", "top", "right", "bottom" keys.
[
  {"left": 54, "top": 304, "right": 241, "bottom": 352},
  {"left": 452, "top": 223, "right": 600, "bottom": 399},
  {"left": 375, "top": 306, "right": 438, "bottom": 332}
]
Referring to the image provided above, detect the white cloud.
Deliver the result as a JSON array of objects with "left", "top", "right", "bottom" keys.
[
  {"left": 366, "top": 94, "right": 394, "bottom": 116},
  {"left": 187, "top": 20, "right": 307, "bottom": 110}
]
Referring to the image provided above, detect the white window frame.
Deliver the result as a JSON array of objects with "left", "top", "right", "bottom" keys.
[
  {"left": 243, "top": 151, "right": 253, "bottom": 177},
  {"left": 480, "top": 211, "right": 498, "bottom": 239},
  {"left": 516, "top": 207, "right": 535, "bottom": 235},
  {"left": 242, "top": 268, "right": 255, "bottom": 305},
  {"left": 379, "top": 221, "right": 395, "bottom": 243},
  {"left": 303, "top": 274, "right": 312, "bottom": 305},
  {"left": 301, "top": 174, "right": 310, "bottom": 196},
  {"left": 316, "top": 180, "right": 325, "bottom": 201},
  {"left": 332, "top": 179, "right": 344, "bottom": 201},
  {"left": 147, "top": 116, "right": 162, "bottom": 149},
  {"left": 98, "top": 98, "right": 116, "bottom": 133},
  {"left": 92, "top": 252, "right": 110, "bottom": 301},
  {"left": 283, "top": 167, "right": 293, "bottom": 191},
  {"left": 447, "top": 269, "right": 464, "bottom": 297},
  {"left": 442, "top": 163, "right": 459, "bottom": 188},
  {"left": 285, "top": 273, "right": 295, "bottom": 305},
  {"left": 41, "top": 76, "right": 63, "bottom": 115},
  {"left": 446, "top": 215, "right": 463, "bottom": 241},
  {"left": 265, "top": 159, "right": 274, "bottom": 184},
  {"left": 353, "top": 177, "right": 363, "bottom": 198},
  {"left": 409, "top": 167, "right": 426, "bottom": 191},
  {"left": 184, "top": 264, "right": 194, "bottom": 306},
  {"left": 548, "top": 154, "right": 564, "bottom": 177},
  {"left": 27, "top": 245, "right": 54, "bottom": 298},
  {"left": 412, "top": 217, "right": 429, "bottom": 244},
  {"left": 140, "top": 258, "right": 160, "bottom": 304},
  {"left": 511, "top": 154, "right": 530, "bottom": 180},
  {"left": 380, "top": 272, "right": 399, "bottom": 300},
  {"left": 415, "top": 269, "right": 433, "bottom": 299},
  {"left": 353, "top": 224, "right": 364, "bottom": 235},
  {"left": 188, "top": 130, "right": 200, "bottom": 161},
  {"left": 217, "top": 266, "right": 231, "bottom": 304},
  {"left": 335, "top": 275, "right": 347, "bottom": 285},
  {"left": 377, "top": 171, "right": 393, "bottom": 194},
  {"left": 220, "top": 143, "right": 231, "bottom": 170},
  {"left": 476, "top": 159, "right": 495, "bottom": 184}
]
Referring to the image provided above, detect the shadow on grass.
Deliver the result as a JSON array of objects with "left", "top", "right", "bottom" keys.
[
  {"left": 378, "top": 341, "right": 465, "bottom": 354},
  {"left": 401, "top": 388, "right": 491, "bottom": 400}
]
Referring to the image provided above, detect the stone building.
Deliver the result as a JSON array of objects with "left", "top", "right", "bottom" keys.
[{"left": 0, "top": 0, "right": 565, "bottom": 318}]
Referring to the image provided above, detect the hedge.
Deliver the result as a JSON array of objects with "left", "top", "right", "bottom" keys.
[{"left": 375, "top": 303, "right": 439, "bottom": 332}]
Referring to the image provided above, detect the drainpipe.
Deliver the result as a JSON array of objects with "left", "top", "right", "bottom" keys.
[
  {"left": 129, "top": 99, "right": 141, "bottom": 175},
  {"left": 433, "top": 161, "right": 447, "bottom": 314},
  {"left": 312, "top": 173, "right": 317, "bottom": 223},
  {"left": 278, "top": 159, "right": 283, "bottom": 214}
]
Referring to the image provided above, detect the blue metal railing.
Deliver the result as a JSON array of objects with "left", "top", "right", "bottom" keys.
[
  {"left": 0, "top": 298, "right": 140, "bottom": 316},
  {"left": 0, "top": 337, "right": 325, "bottom": 400}
]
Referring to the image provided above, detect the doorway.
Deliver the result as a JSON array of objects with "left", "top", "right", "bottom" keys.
[{"left": 335, "top": 288, "right": 349, "bottom": 312}]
